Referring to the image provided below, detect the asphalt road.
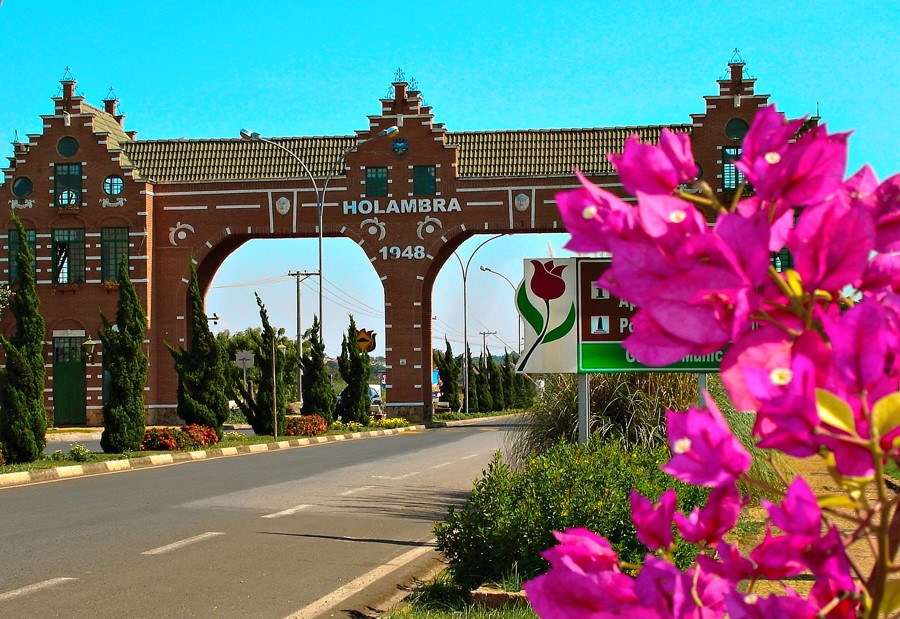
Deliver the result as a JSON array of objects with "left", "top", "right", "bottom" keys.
[{"left": 1, "top": 418, "right": 519, "bottom": 618}]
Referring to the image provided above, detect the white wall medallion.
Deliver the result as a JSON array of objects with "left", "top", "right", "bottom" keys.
[
  {"left": 9, "top": 199, "right": 34, "bottom": 209},
  {"left": 360, "top": 217, "right": 386, "bottom": 241},
  {"left": 275, "top": 196, "right": 291, "bottom": 215},
  {"left": 416, "top": 216, "right": 443, "bottom": 240},
  {"left": 514, "top": 193, "right": 530, "bottom": 212},
  {"left": 100, "top": 197, "right": 126, "bottom": 208},
  {"left": 168, "top": 222, "right": 195, "bottom": 246}
]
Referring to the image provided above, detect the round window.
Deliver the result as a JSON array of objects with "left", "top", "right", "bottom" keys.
[
  {"left": 103, "top": 175, "right": 124, "bottom": 195},
  {"left": 725, "top": 118, "right": 749, "bottom": 141},
  {"left": 692, "top": 163, "right": 703, "bottom": 181},
  {"left": 57, "top": 190, "right": 79, "bottom": 207},
  {"left": 57, "top": 136, "right": 80, "bottom": 157},
  {"left": 12, "top": 177, "right": 33, "bottom": 198}
]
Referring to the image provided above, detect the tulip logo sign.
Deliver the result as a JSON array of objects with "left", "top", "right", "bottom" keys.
[
  {"left": 516, "top": 257, "right": 723, "bottom": 374},
  {"left": 516, "top": 259, "right": 578, "bottom": 373}
]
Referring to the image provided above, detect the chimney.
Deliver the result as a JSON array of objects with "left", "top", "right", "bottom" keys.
[{"left": 393, "top": 81, "right": 407, "bottom": 101}]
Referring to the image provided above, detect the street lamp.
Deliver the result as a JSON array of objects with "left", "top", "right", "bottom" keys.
[
  {"left": 479, "top": 265, "right": 522, "bottom": 356},
  {"left": 239, "top": 125, "right": 399, "bottom": 351},
  {"left": 451, "top": 234, "right": 505, "bottom": 415}
]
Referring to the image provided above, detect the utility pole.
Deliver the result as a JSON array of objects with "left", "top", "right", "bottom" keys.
[
  {"left": 287, "top": 270, "right": 319, "bottom": 408},
  {"left": 479, "top": 330, "right": 497, "bottom": 361}
]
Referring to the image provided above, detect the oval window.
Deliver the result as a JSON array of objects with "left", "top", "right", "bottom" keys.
[
  {"left": 103, "top": 175, "right": 124, "bottom": 195},
  {"left": 57, "top": 136, "right": 80, "bottom": 157},
  {"left": 725, "top": 118, "right": 749, "bottom": 141},
  {"left": 57, "top": 190, "right": 79, "bottom": 207},
  {"left": 12, "top": 177, "right": 33, "bottom": 198}
]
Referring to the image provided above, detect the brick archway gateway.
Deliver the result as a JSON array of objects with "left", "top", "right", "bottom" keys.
[{"left": 2, "top": 61, "right": 780, "bottom": 424}]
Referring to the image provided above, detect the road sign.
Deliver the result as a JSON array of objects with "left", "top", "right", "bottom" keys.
[{"left": 235, "top": 350, "right": 254, "bottom": 370}]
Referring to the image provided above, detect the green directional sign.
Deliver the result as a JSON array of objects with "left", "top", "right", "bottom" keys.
[{"left": 579, "top": 342, "right": 724, "bottom": 373}]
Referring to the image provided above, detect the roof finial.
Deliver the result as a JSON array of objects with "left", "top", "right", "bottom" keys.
[
  {"left": 104, "top": 86, "right": 118, "bottom": 101},
  {"left": 393, "top": 67, "right": 406, "bottom": 82},
  {"left": 13, "top": 129, "right": 20, "bottom": 144},
  {"left": 729, "top": 48, "right": 744, "bottom": 64},
  {"left": 60, "top": 66, "right": 75, "bottom": 82}
]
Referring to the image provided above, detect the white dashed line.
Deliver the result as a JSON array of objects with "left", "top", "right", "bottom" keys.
[
  {"left": 141, "top": 532, "right": 225, "bottom": 555},
  {"left": 430, "top": 462, "right": 454, "bottom": 469},
  {"left": 261, "top": 504, "right": 311, "bottom": 519},
  {"left": 0, "top": 578, "right": 77, "bottom": 601},
  {"left": 339, "top": 486, "right": 375, "bottom": 496},
  {"left": 390, "top": 472, "right": 421, "bottom": 480},
  {"left": 461, "top": 454, "right": 481, "bottom": 460}
]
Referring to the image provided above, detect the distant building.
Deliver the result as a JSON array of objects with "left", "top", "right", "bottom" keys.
[{"left": 2, "top": 59, "right": 786, "bottom": 425}]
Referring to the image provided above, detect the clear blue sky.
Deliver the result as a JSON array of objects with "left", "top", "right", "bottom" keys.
[{"left": 2, "top": 1, "right": 897, "bottom": 357}]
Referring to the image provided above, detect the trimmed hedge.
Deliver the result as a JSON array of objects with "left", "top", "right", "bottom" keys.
[
  {"left": 140, "top": 424, "right": 219, "bottom": 451},
  {"left": 284, "top": 414, "right": 328, "bottom": 437},
  {"left": 435, "top": 436, "right": 709, "bottom": 589}
]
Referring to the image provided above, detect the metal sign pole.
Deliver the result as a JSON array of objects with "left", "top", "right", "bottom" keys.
[{"left": 578, "top": 373, "right": 590, "bottom": 445}]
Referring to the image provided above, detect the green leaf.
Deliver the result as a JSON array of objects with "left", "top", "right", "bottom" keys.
[
  {"left": 872, "top": 392, "right": 900, "bottom": 439},
  {"left": 880, "top": 579, "right": 900, "bottom": 616},
  {"left": 816, "top": 389, "right": 856, "bottom": 435},
  {"left": 517, "top": 281, "right": 543, "bottom": 336},
  {"left": 544, "top": 303, "right": 576, "bottom": 344}
]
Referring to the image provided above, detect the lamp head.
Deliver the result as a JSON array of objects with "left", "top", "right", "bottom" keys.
[
  {"left": 479, "top": 266, "right": 489, "bottom": 272},
  {"left": 372, "top": 125, "right": 400, "bottom": 140},
  {"left": 239, "top": 129, "right": 260, "bottom": 141}
]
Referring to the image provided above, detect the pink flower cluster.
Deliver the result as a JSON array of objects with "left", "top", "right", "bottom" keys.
[{"left": 525, "top": 105, "right": 900, "bottom": 618}]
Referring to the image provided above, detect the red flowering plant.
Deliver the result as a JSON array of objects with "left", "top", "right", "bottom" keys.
[{"left": 524, "top": 106, "right": 900, "bottom": 618}]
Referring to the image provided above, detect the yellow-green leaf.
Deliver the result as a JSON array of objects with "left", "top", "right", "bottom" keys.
[
  {"left": 816, "top": 494, "right": 863, "bottom": 510},
  {"left": 879, "top": 579, "right": 900, "bottom": 616},
  {"left": 785, "top": 269, "right": 804, "bottom": 297},
  {"left": 816, "top": 389, "right": 856, "bottom": 435},
  {"left": 872, "top": 392, "right": 900, "bottom": 439}
]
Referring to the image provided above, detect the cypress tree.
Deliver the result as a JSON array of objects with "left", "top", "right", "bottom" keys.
[
  {"left": 433, "top": 338, "right": 461, "bottom": 412},
  {"left": 463, "top": 345, "right": 478, "bottom": 414},
  {"left": 99, "top": 257, "right": 148, "bottom": 452},
  {"left": 336, "top": 315, "right": 371, "bottom": 425},
  {"left": 232, "top": 295, "right": 288, "bottom": 436},
  {"left": 502, "top": 351, "right": 516, "bottom": 410},
  {"left": 485, "top": 349, "right": 505, "bottom": 412},
  {"left": 165, "top": 264, "right": 230, "bottom": 437},
  {"left": 475, "top": 355, "right": 493, "bottom": 413},
  {"left": 0, "top": 213, "right": 47, "bottom": 462},
  {"left": 301, "top": 315, "right": 336, "bottom": 424}
]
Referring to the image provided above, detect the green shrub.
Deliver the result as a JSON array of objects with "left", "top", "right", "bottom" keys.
[
  {"left": 284, "top": 414, "right": 328, "bottom": 437},
  {"left": 330, "top": 420, "right": 364, "bottom": 433},
  {"left": 435, "top": 437, "right": 708, "bottom": 590},
  {"left": 69, "top": 443, "right": 94, "bottom": 462},
  {"left": 371, "top": 417, "right": 410, "bottom": 429}
]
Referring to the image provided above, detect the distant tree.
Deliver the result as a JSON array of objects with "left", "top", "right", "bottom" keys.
[
  {"left": 301, "top": 315, "right": 336, "bottom": 423},
  {"left": 475, "top": 355, "right": 493, "bottom": 413},
  {"left": 228, "top": 295, "right": 290, "bottom": 436},
  {"left": 336, "top": 315, "right": 371, "bottom": 425},
  {"left": 99, "top": 258, "right": 148, "bottom": 452},
  {"left": 485, "top": 350, "right": 505, "bottom": 412},
  {"left": 502, "top": 351, "right": 517, "bottom": 410},
  {"left": 0, "top": 213, "right": 47, "bottom": 463},
  {"left": 432, "top": 338, "right": 461, "bottom": 412},
  {"left": 463, "top": 345, "right": 478, "bottom": 414},
  {"left": 165, "top": 264, "right": 230, "bottom": 437}
]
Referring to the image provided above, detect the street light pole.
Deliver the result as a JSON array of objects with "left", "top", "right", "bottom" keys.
[
  {"left": 451, "top": 234, "right": 505, "bottom": 415},
  {"left": 240, "top": 126, "right": 399, "bottom": 353},
  {"left": 479, "top": 265, "right": 522, "bottom": 356}
]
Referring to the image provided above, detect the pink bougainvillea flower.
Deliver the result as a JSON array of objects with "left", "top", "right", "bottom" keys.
[
  {"left": 735, "top": 105, "right": 849, "bottom": 211},
  {"left": 556, "top": 169, "right": 635, "bottom": 254},
  {"left": 542, "top": 528, "right": 620, "bottom": 575},
  {"left": 630, "top": 488, "right": 677, "bottom": 551},
  {"left": 871, "top": 172, "right": 900, "bottom": 252},
  {"left": 608, "top": 128, "right": 698, "bottom": 196},
  {"left": 674, "top": 483, "right": 744, "bottom": 545},
  {"left": 634, "top": 558, "right": 729, "bottom": 618},
  {"left": 762, "top": 477, "right": 821, "bottom": 538},
  {"left": 822, "top": 297, "right": 895, "bottom": 397},
  {"left": 696, "top": 541, "right": 754, "bottom": 583},
  {"left": 804, "top": 526, "right": 855, "bottom": 593},
  {"left": 725, "top": 589, "right": 819, "bottom": 619},
  {"left": 787, "top": 197, "right": 875, "bottom": 294},
  {"left": 529, "top": 260, "right": 567, "bottom": 301},
  {"left": 663, "top": 393, "right": 752, "bottom": 487},
  {"left": 749, "top": 528, "right": 807, "bottom": 581}
]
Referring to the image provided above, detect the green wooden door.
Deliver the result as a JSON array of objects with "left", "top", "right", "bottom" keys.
[{"left": 53, "top": 337, "right": 86, "bottom": 425}]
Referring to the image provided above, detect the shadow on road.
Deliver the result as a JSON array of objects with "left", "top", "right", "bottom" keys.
[{"left": 258, "top": 531, "right": 438, "bottom": 548}]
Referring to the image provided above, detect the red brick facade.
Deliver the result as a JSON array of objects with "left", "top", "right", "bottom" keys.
[{"left": 2, "top": 61, "right": 778, "bottom": 425}]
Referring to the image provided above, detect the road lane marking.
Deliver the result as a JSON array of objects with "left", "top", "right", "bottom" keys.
[
  {"left": 141, "top": 532, "right": 224, "bottom": 555},
  {"left": 261, "top": 504, "right": 311, "bottom": 519},
  {"left": 0, "top": 578, "right": 77, "bottom": 601},
  {"left": 339, "top": 486, "right": 375, "bottom": 496},
  {"left": 430, "top": 461, "right": 454, "bottom": 469},
  {"left": 462, "top": 454, "right": 481, "bottom": 460},
  {"left": 389, "top": 472, "right": 421, "bottom": 480},
  {"left": 284, "top": 539, "right": 437, "bottom": 619}
]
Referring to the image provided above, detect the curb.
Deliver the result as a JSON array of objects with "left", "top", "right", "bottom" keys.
[{"left": 0, "top": 425, "right": 427, "bottom": 488}]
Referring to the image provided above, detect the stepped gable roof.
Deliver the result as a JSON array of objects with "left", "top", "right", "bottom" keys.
[
  {"left": 121, "top": 124, "right": 691, "bottom": 183},
  {"left": 82, "top": 102, "right": 133, "bottom": 151}
]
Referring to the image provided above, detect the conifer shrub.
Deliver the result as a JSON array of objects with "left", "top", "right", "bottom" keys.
[
  {"left": 284, "top": 414, "right": 328, "bottom": 437},
  {"left": 434, "top": 437, "right": 709, "bottom": 590}
]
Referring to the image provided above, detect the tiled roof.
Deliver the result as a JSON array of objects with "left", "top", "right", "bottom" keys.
[
  {"left": 447, "top": 125, "right": 691, "bottom": 177},
  {"left": 121, "top": 124, "right": 692, "bottom": 183}
]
